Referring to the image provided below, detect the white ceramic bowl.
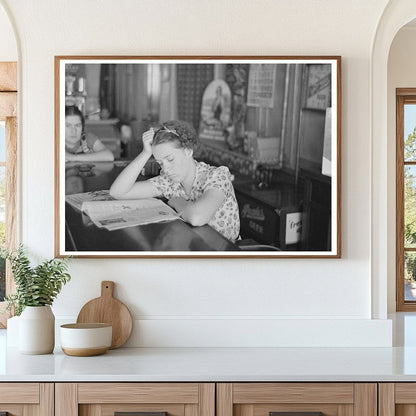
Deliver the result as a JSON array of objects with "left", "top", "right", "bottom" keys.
[{"left": 60, "top": 323, "right": 112, "bottom": 356}]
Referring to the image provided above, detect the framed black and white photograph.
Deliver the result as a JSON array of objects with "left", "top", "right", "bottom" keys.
[{"left": 55, "top": 56, "right": 341, "bottom": 258}]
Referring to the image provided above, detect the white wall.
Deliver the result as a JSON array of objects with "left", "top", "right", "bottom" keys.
[
  {"left": 0, "top": 2, "right": 17, "bottom": 61},
  {"left": 387, "top": 26, "right": 416, "bottom": 312},
  {"left": 0, "top": 0, "right": 394, "bottom": 347}
]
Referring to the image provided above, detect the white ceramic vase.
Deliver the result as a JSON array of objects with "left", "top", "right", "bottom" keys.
[
  {"left": 18, "top": 305, "right": 55, "bottom": 354},
  {"left": 6, "top": 315, "right": 20, "bottom": 347}
]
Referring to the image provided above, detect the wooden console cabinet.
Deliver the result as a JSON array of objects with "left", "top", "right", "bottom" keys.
[{"left": 4, "top": 381, "right": 416, "bottom": 416}]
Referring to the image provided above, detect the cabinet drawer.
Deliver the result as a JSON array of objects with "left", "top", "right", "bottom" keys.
[
  {"left": 0, "top": 383, "right": 53, "bottom": 416},
  {"left": 232, "top": 383, "right": 353, "bottom": 403},
  {"left": 78, "top": 383, "right": 200, "bottom": 403},
  {"left": 379, "top": 383, "right": 416, "bottom": 415},
  {"left": 0, "top": 383, "right": 39, "bottom": 403},
  {"left": 218, "top": 383, "right": 376, "bottom": 416},
  {"left": 56, "top": 383, "right": 215, "bottom": 416}
]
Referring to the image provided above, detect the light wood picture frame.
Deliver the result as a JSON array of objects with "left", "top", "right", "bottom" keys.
[{"left": 55, "top": 56, "right": 341, "bottom": 258}]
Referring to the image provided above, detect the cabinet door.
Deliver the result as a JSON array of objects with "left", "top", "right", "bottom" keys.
[
  {"left": 55, "top": 383, "right": 215, "bottom": 416},
  {"left": 0, "top": 383, "right": 53, "bottom": 415},
  {"left": 217, "top": 383, "right": 376, "bottom": 416},
  {"left": 379, "top": 383, "right": 416, "bottom": 416}
]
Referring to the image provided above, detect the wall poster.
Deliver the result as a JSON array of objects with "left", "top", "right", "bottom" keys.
[{"left": 55, "top": 56, "right": 341, "bottom": 258}]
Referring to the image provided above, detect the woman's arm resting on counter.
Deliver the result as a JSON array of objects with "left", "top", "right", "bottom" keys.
[
  {"left": 168, "top": 188, "right": 225, "bottom": 226},
  {"left": 109, "top": 150, "right": 159, "bottom": 199},
  {"left": 65, "top": 148, "right": 114, "bottom": 162}
]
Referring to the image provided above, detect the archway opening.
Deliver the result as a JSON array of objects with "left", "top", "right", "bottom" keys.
[
  {"left": 371, "top": 2, "right": 416, "bottom": 322},
  {"left": 387, "top": 18, "right": 416, "bottom": 312}
]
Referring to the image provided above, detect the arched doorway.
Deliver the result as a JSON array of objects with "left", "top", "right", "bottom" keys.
[{"left": 371, "top": 1, "right": 416, "bottom": 318}]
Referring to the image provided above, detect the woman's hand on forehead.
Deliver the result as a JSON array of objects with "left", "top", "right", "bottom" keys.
[{"left": 142, "top": 128, "right": 155, "bottom": 155}]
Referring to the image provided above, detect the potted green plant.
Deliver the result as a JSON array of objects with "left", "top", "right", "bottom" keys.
[{"left": 3, "top": 245, "right": 71, "bottom": 354}]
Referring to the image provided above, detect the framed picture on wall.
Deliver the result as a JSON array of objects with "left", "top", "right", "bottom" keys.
[{"left": 55, "top": 56, "right": 341, "bottom": 258}]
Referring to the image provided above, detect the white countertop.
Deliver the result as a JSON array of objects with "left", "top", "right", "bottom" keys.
[
  {"left": 3, "top": 313, "right": 416, "bottom": 382},
  {"left": 2, "top": 345, "right": 416, "bottom": 382}
]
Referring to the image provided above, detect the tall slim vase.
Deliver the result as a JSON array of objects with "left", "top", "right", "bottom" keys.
[{"left": 19, "top": 306, "right": 55, "bottom": 354}]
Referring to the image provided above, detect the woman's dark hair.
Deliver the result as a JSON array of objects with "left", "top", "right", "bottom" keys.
[
  {"left": 152, "top": 120, "right": 198, "bottom": 150},
  {"left": 65, "top": 105, "right": 85, "bottom": 131}
]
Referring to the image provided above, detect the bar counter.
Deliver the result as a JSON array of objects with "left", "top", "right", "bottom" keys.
[{"left": 64, "top": 161, "right": 239, "bottom": 253}]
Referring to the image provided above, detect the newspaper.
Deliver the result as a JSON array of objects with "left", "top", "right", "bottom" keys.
[
  {"left": 66, "top": 190, "right": 114, "bottom": 211},
  {"left": 65, "top": 191, "right": 180, "bottom": 231}
]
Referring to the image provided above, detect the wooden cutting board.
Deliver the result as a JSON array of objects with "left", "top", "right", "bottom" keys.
[{"left": 76, "top": 281, "right": 133, "bottom": 349}]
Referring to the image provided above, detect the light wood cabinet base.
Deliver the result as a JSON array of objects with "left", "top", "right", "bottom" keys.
[{"left": 3, "top": 380, "right": 416, "bottom": 416}]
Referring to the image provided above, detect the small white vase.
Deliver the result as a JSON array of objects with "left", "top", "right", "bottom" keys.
[
  {"left": 19, "top": 305, "right": 55, "bottom": 354},
  {"left": 6, "top": 315, "right": 20, "bottom": 347}
]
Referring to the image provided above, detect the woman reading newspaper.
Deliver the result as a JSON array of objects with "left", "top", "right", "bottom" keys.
[{"left": 109, "top": 120, "right": 240, "bottom": 242}]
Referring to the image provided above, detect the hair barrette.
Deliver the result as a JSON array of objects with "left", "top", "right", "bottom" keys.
[{"left": 159, "top": 125, "right": 179, "bottom": 137}]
